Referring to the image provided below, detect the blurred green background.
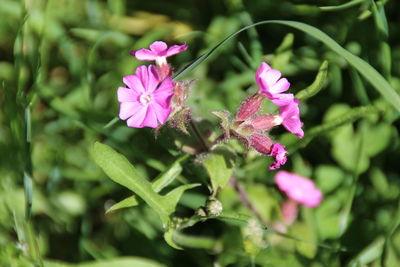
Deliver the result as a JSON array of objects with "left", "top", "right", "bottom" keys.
[{"left": 1, "top": 0, "right": 400, "bottom": 266}]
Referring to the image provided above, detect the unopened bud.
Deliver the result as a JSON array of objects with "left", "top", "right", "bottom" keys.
[
  {"left": 236, "top": 94, "right": 264, "bottom": 120},
  {"left": 250, "top": 114, "right": 282, "bottom": 131},
  {"left": 206, "top": 198, "right": 223, "bottom": 216},
  {"left": 249, "top": 133, "right": 273, "bottom": 154},
  {"left": 156, "top": 60, "right": 172, "bottom": 81}
]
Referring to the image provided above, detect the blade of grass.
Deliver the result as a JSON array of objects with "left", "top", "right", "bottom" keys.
[{"left": 319, "top": 0, "right": 366, "bottom": 12}]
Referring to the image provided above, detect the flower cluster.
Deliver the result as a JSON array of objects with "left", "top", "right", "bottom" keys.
[
  {"left": 118, "top": 41, "right": 188, "bottom": 129},
  {"left": 118, "top": 42, "right": 304, "bottom": 170},
  {"left": 213, "top": 62, "right": 304, "bottom": 170}
]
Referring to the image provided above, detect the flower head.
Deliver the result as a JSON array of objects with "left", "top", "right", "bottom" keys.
[
  {"left": 268, "top": 143, "right": 288, "bottom": 170},
  {"left": 118, "top": 65, "right": 174, "bottom": 128},
  {"left": 275, "top": 171, "right": 323, "bottom": 207},
  {"left": 278, "top": 99, "right": 304, "bottom": 138},
  {"left": 130, "top": 41, "right": 188, "bottom": 66},
  {"left": 256, "top": 62, "right": 291, "bottom": 101}
]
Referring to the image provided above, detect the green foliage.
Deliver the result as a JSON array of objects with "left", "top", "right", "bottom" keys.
[{"left": 1, "top": 0, "right": 400, "bottom": 266}]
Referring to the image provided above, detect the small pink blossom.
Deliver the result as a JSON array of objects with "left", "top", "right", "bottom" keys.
[
  {"left": 256, "top": 62, "right": 291, "bottom": 101},
  {"left": 275, "top": 171, "right": 323, "bottom": 207},
  {"left": 118, "top": 65, "right": 174, "bottom": 128},
  {"left": 268, "top": 143, "right": 288, "bottom": 170},
  {"left": 130, "top": 41, "right": 188, "bottom": 66},
  {"left": 278, "top": 99, "right": 304, "bottom": 138}
]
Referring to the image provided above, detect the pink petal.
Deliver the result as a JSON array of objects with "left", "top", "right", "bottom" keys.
[
  {"left": 275, "top": 171, "right": 323, "bottom": 207},
  {"left": 146, "top": 65, "right": 161, "bottom": 93},
  {"left": 279, "top": 99, "right": 304, "bottom": 138},
  {"left": 141, "top": 105, "right": 159, "bottom": 128},
  {"left": 152, "top": 77, "right": 174, "bottom": 108},
  {"left": 150, "top": 102, "right": 171, "bottom": 124},
  {"left": 135, "top": 66, "right": 149, "bottom": 91},
  {"left": 262, "top": 69, "right": 282, "bottom": 89},
  {"left": 119, "top": 102, "right": 143, "bottom": 120},
  {"left": 123, "top": 75, "right": 145, "bottom": 93},
  {"left": 150, "top": 41, "right": 168, "bottom": 54},
  {"left": 131, "top": 49, "right": 157, "bottom": 61},
  {"left": 271, "top": 93, "right": 294, "bottom": 107},
  {"left": 255, "top": 62, "right": 272, "bottom": 91},
  {"left": 165, "top": 43, "right": 188, "bottom": 57},
  {"left": 117, "top": 87, "right": 139, "bottom": 102},
  {"left": 126, "top": 105, "right": 148, "bottom": 128},
  {"left": 270, "top": 78, "right": 290, "bottom": 94},
  {"left": 268, "top": 143, "right": 288, "bottom": 170}
]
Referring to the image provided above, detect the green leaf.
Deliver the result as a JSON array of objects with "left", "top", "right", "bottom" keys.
[
  {"left": 211, "top": 110, "right": 231, "bottom": 139},
  {"left": 164, "top": 228, "right": 183, "bottom": 250},
  {"left": 296, "top": 60, "right": 328, "bottom": 100},
  {"left": 315, "top": 165, "right": 345, "bottom": 193},
  {"left": 203, "top": 146, "right": 235, "bottom": 192},
  {"left": 319, "top": 0, "right": 365, "bottom": 12},
  {"left": 162, "top": 183, "right": 201, "bottom": 215},
  {"left": 105, "top": 195, "right": 139, "bottom": 214},
  {"left": 45, "top": 257, "right": 166, "bottom": 267},
  {"left": 152, "top": 154, "right": 189, "bottom": 193},
  {"left": 348, "top": 237, "right": 385, "bottom": 267},
  {"left": 92, "top": 142, "right": 197, "bottom": 227},
  {"left": 175, "top": 20, "right": 400, "bottom": 112}
]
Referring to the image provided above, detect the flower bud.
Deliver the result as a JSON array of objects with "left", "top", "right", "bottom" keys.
[
  {"left": 250, "top": 114, "right": 282, "bottom": 131},
  {"left": 206, "top": 198, "right": 223, "bottom": 216},
  {"left": 236, "top": 94, "right": 264, "bottom": 121},
  {"left": 249, "top": 133, "right": 273, "bottom": 154}
]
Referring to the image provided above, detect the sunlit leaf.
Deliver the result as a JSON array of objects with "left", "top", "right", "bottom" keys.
[{"left": 105, "top": 195, "right": 139, "bottom": 214}]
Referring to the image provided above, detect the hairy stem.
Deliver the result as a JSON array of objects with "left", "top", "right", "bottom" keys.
[{"left": 230, "top": 177, "right": 271, "bottom": 228}]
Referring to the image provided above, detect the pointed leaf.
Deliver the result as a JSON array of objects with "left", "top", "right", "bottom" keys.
[
  {"left": 296, "top": 60, "right": 329, "bottom": 100},
  {"left": 203, "top": 146, "right": 235, "bottom": 192},
  {"left": 164, "top": 228, "right": 183, "bottom": 250},
  {"left": 92, "top": 142, "right": 170, "bottom": 226},
  {"left": 106, "top": 196, "right": 139, "bottom": 214},
  {"left": 163, "top": 184, "right": 201, "bottom": 215},
  {"left": 211, "top": 110, "right": 231, "bottom": 139},
  {"left": 152, "top": 154, "right": 189, "bottom": 193}
]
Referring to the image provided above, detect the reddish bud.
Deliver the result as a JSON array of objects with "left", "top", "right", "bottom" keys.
[
  {"left": 156, "top": 61, "right": 172, "bottom": 81},
  {"left": 250, "top": 114, "right": 282, "bottom": 131},
  {"left": 249, "top": 133, "right": 273, "bottom": 154},
  {"left": 172, "top": 80, "right": 193, "bottom": 107},
  {"left": 236, "top": 94, "right": 264, "bottom": 120}
]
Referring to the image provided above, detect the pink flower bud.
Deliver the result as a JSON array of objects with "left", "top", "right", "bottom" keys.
[
  {"left": 281, "top": 200, "right": 298, "bottom": 225},
  {"left": 249, "top": 133, "right": 273, "bottom": 154},
  {"left": 250, "top": 114, "right": 282, "bottom": 131},
  {"left": 236, "top": 94, "right": 264, "bottom": 121}
]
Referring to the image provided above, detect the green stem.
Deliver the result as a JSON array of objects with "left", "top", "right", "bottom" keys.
[{"left": 189, "top": 120, "right": 209, "bottom": 152}]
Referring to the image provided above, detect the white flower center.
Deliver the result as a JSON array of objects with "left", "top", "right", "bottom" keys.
[{"left": 139, "top": 94, "right": 152, "bottom": 104}]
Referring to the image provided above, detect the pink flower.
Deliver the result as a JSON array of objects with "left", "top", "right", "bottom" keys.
[
  {"left": 256, "top": 62, "right": 291, "bottom": 101},
  {"left": 130, "top": 41, "right": 188, "bottom": 66},
  {"left": 118, "top": 65, "right": 174, "bottom": 128},
  {"left": 278, "top": 99, "right": 304, "bottom": 138},
  {"left": 268, "top": 143, "right": 288, "bottom": 170},
  {"left": 275, "top": 171, "right": 323, "bottom": 207}
]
